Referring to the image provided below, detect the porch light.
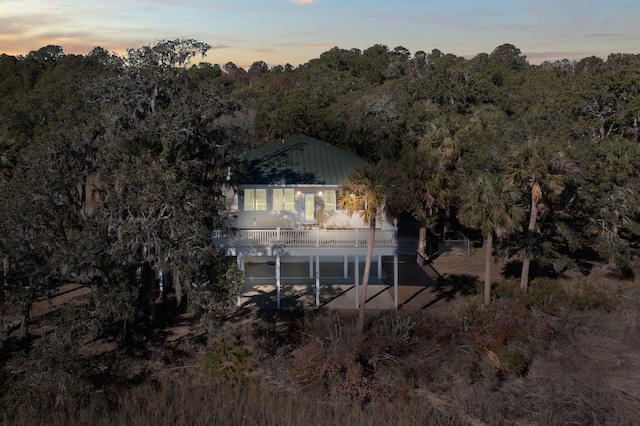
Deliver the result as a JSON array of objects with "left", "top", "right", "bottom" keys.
[{"left": 317, "top": 191, "right": 323, "bottom": 196}]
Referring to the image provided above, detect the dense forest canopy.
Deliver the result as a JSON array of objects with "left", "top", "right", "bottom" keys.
[{"left": 0, "top": 40, "right": 639, "bottom": 339}]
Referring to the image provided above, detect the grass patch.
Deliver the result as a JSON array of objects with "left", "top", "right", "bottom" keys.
[{"left": 2, "top": 276, "right": 639, "bottom": 425}]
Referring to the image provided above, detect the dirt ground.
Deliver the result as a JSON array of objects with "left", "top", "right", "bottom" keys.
[
  {"left": 392, "top": 246, "right": 492, "bottom": 313},
  {"left": 23, "top": 247, "right": 491, "bottom": 330},
  {"left": 8, "top": 247, "right": 486, "bottom": 351}
]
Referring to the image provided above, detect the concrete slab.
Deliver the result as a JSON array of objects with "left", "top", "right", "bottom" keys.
[
  {"left": 240, "top": 250, "right": 484, "bottom": 312},
  {"left": 235, "top": 237, "right": 479, "bottom": 311},
  {"left": 238, "top": 283, "right": 394, "bottom": 310},
  {"left": 238, "top": 253, "right": 423, "bottom": 310}
]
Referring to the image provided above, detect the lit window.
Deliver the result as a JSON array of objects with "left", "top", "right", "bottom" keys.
[
  {"left": 244, "top": 189, "right": 254, "bottom": 211},
  {"left": 283, "top": 189, "right": 294, "bottom": 210},
  {"left": 324, "top": 190, "right": 337, "bottom": 211},
  {"left": 272, "top": 188, "right": 295, "bottom": 211},
  {"left": 244, "top": 189, "right": 267, "bottom": 211},
  {"left": 255, "top": 189, "right": 267, "bottom": 210},
  {"left": 273, "top": 188, "right": 282, "bottom": 210}
]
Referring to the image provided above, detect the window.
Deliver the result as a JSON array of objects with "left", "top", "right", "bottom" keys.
[
  {"left": 324, "top": 190, "right": 337, "bottom": 211},
  {"left": 304, "top": 193, "right": 315, "bottom": 221},
  {"left": 255, "top": 189, "right": 267, "bottom": 210},
  {"left": 244, "top": 188, "right": 267, "bottom": 211},
  {"left": 272, "top": 188, "right": 295, "bottom": 211}
]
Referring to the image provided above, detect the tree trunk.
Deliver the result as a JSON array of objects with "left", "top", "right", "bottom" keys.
[
  {"left": 484, "top": 233, "right": 493, "bottom": 305},
  {"left": 520, "top": 196, "right": 538, "bottom": 292},
  {"left": 19, "top": 307, "right": 30, "bottom": 342},
  {"left": 147, "top": 265, "right": 156, "bottom": 323},
  {"left": 173, "top": 268, "right": 182, "bottom": 306},
  {"left": 417, "top": 219, "right": 427, "bottom": 265},
  {"left": 443, "top": 206, "right": 451, "bottom": 239},
  {"left": 357, "top": 220, "right": 376, "bottom": 333},
  {"left": 3, "top": 255, "right": 9, "bottom": 281},
  {"left": 1, "top": 255, "right": 8, "bottom": 308}
]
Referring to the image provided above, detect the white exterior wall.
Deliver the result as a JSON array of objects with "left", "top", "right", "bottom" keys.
[{"left": 225, "top": 184, "right": 395, "bottom": 230}]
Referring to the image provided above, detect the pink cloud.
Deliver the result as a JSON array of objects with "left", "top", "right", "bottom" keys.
[{"left": 292, "top": 0, "right": 315, "bottom": 4}]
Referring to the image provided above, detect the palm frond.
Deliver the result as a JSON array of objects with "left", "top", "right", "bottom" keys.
[{"left": 338, "top": 163, "right": 388, "bottom": 226}]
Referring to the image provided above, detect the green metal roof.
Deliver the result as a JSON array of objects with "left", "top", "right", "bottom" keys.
[{"left": 245, "top": 135, "right": 367, "bottom": 185}]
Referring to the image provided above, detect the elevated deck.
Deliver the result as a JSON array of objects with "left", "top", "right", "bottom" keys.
[
  {"left": 213, "top": 227, "right": 397, "bottom": 257},
  {"left": 213, "top": 227, "right": 400, "bottom": 309}
]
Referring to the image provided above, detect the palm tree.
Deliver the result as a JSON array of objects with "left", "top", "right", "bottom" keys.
[
  {"left": 339, "top": 163, "right": 388, "bottom": 333},
  {"left": 458, "top": 173, "right": 524, "bottom": 305},
  {"left": 400, "top": 146, "right": 446, "bottom": 260},
  {"left": 421, "top": 114, "right": 462, "bottom": 237},
  {"left": 426, "top": 114, "right": 462, "bottom": 166},
  {"left": 506, "top": 140, "right": 566, "bottom": 292}
]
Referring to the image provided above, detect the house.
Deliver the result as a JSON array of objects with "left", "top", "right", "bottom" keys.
[{"left": 214, "top": 134, "right": 399, "bottom": 309}]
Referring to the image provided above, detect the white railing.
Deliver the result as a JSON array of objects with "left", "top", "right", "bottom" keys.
[{"left": 213, "top": 227, "right": 397, "bottom": 248}]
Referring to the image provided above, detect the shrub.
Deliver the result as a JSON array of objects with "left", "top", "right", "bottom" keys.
[
  {"left": 376, "top": 315, "right": 415, "bottom": 347},
  {"left": 1, "top": 336, "right": 93, "bottom": 419},
  {"left": 201, "top": 334, "right": 254, "bottom": 380},
  {"left": 492, "top": 279, "right": 520, "bottom": 300},
  {"left": 568, "top": 283, "right": 612, "bottom": 311},
  {"left": 524, "top": 278, "right": 567, "bottom": 313},
  {"left": 503, "top": 347, "right": 530, "bottom": 376},
  {"left": 452, "top": 350, "right": 482, "bottom": 384},
  {"left": 464, "top": 300, "right": 536, "bottom": 351},
  {"left": 479, "top": 357, "right": 501, "bottom": 391},
  {"left": 390, "top": 361, "right": 418, "bottom": 388}
]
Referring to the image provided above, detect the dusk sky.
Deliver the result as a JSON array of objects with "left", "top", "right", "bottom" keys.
[{"left": 1, "top": 0, "right": 639, "bottom": 68}]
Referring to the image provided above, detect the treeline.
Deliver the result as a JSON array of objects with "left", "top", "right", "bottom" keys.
[{"left": 1, "top": 40, "right": 639, "bottom": 340}]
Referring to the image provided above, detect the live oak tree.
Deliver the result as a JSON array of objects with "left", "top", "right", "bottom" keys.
[
  {"left": 588, "top": 137, "right": 640, "bottom": 269},
  {"left": 0, "top": 136, "right": 16, "bottom": 184},
  {"left": 82, "top": 39, "right": 251, "bottom": 328},
  {"left": 0, "top": 40, "right": 252, "bottom": 343},
  {"left": 0, "top": 136, "right": 14, "bottom": 319},
  {"left": 0, "top": 50, "right": 100, "bottom": 341}
]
